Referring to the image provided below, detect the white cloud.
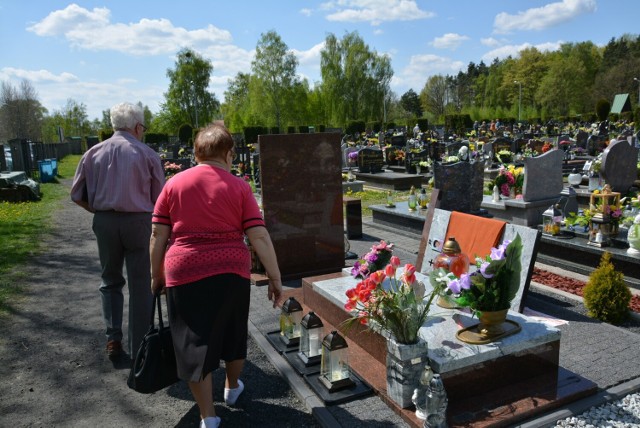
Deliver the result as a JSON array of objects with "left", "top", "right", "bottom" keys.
[
  {"left": 28, "top": 4, "right": 233, "bottom": 56},
  {"left": 431, "top": 33, "right": 469, "bottom": 50},
  {"left": 322, "top": 0, "right": 435, "bottom": 26},
  {"left": 394, "top": 54, "right": 465, "bottom": 91},
  {"left": 481, "top": 41, "right": 563, "bottom": 63},
  {"left": 494, "top": 0, "right": 596, "bottom": 34},
  {"left": 0, "top": 67, "right": 78, "bottom": 83},
  {"left": 300, "top": 8, "right": 313, "bottom": 17},
  {"left": 292, "top": 42, "right": 325, "bottom": 67},
  {"left": 481, "top": 37, "right": 501, "bottom": 47}
]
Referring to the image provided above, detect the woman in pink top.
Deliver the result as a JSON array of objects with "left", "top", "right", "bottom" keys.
[{"left": 150, "top": 124, "right": 282, "bottom": 428}]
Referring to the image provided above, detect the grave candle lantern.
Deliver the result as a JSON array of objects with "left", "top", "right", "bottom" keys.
[
  {"left": 542, "top": 204, "right": 562, "bottom": 236},
  {"left": 408, "top": 185, "right": 418, "bottom": 211},
  {"left": 279, "top": 297, "right": 303, "bottom": 346},
  {"left": 319, "top": 330, "right": 355, "bottom": 392},
  {"left": 419, "top": 188, "right": 428, "bottom": 209},
  {"left": 297, "top": 311, "right": 324, "bottom": 366}
]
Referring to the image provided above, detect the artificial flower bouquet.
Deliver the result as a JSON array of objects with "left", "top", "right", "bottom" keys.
[
  {"left": 432, "top": 234, "right": 523, "bottom": 315},
  {"left": 351, "top": 240, "right": 394, "bottom": 279},
  {"left": 344, "top": 257, "right": 437, "bottom": 344}
]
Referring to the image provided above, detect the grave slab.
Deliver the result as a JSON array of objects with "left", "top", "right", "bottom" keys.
[
  {"left": 300, "top": 272, "right": 596, "bottom": 428},
  {"left": 354, "top": 171, "right": 423, "bottom": 190}
]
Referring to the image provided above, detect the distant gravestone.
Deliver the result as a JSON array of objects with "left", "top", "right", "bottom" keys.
[
  {"left": 522, "top": 149, "right": 564, "bottom": 202},
  {"left": 558, "top": 187, "right": 579, "bottom": 218},
  {"left": 601, "top": 140, "right": 639, "bottom": 194},
  {"left": 390, "top": 135, "right": 406, "bottom": 146},
  {"left": 575, "top": 130, "right": 588, "bottom": 149},
  {"left": 513, "top": 139, "right": 528, "bottom": 153},
  {"left": 358, "top": 147, "right": 384, "bottom": 173},
  {"left": 406, "top": 149, "right": 429, "bottom": 174},
  {"left": 434, "top": 160, "right": 485, "bottom": 213},
  {"left": 528, "top": 139, "right": 545, "bottom": 153}
]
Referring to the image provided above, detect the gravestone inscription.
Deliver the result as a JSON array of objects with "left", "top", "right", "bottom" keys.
[{"left": 358, "top": 147, "right": 385, "bottom": 173}]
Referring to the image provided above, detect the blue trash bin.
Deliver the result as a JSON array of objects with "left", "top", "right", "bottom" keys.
[
  {"left": 48, "top": 159, "right": 58, "bottom": 177},
  {"left": 38, "top": 160, "right": 54, "bottom": 183}
]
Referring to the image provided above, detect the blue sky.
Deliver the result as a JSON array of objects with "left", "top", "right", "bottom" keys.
[{"left": 1, "top": 0, "right": 638, "bottom": 121}]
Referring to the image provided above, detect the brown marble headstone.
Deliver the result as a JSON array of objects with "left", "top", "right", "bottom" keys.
[
  {"left": 258, "top": 133, "right": 344, "bottom": 280},
  {"left": 601, "top": 140, "right": 639, "bottom": 194}
]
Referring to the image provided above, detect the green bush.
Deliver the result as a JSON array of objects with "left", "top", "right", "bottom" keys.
[
  {"left": 316, "top": 124, "right": 326, "bottom": 133},
  {"left": 243, "top": 126, "right": 268, "bottom": 145},
  {"left": 178, "top": 123, "right": 193, "bottom": 144},
  {"left": 345, "top": 120, "right": 366, "bottom": 135},
  {"left": 99, "top": 129, "right": 114, "bottom": 141},
  {"left": 287, "top": 126, "right": 296, "bottom": 134},
  {"left": 145, "top": 133, "right": 169, "bottom": 145},
  {"left": 269, "top": 126, "right": 279, "bottom": 134},
  {"left": 417, "top": 118, "right": 429, "bottom": 132},
  {"left": 298, "top": 125, "right": 309, "bottom": 133},
  {"left": 583, "top": 252, "right": 631, "bottom": 325}
]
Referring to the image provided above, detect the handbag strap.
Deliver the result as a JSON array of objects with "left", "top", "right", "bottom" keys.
[{"left": 149, "top": 292, "right": 166, "bottom": 330}]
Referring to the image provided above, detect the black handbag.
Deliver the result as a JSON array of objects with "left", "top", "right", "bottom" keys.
[{"left": 127, "top": 292, "right": 179, "bottom": 393}]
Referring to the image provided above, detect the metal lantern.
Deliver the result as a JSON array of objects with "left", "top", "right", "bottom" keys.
[
  {"left": 542, "top": 204, "right": 562, "bottom": 236},
  {"left": 567, "top": 168, "right": 583, "bottom": 187},
  {"left": 587, "top": 185, "right": 620, "bottom": 247},
  {"left": 279, "top": 297, "right": 303, "bottom": 346},
  {"left": 319, "top": 331, "right": 355, "bottom": 392},
  {"left": 297, "top": 311, "right": 324, "bottom": 366}
]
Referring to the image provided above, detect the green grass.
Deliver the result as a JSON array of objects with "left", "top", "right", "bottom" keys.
[
  {"left": 345, "top": 188, "right": 412, "bottom": 216},
  {"left": 0, "top": 155, "right": 81, "bottom": 315}
]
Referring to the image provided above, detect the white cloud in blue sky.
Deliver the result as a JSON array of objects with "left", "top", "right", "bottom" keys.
[{"left": 0, "top": 0, "right": 634, "bottom": 119}]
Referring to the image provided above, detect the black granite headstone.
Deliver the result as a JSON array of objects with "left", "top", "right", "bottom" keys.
[{"left": 358, "top": 147, "right": 384, "bottom": 173}]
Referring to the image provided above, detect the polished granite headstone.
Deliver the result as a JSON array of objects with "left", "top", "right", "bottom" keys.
[
  {"left": 357, "top": 147, "right": 384, "bottom": 173},
  {"left": 522, "top": 149, "right": 564, "bottom": 202},
  {"left": 601, "top": 139, "right": 639, "bottom": 194},
  {"left": 258, "top": 133, "right": 344, "bottom": 280},
  {"left": 433, "top": 160, "right": 484, "bottom": 213}
]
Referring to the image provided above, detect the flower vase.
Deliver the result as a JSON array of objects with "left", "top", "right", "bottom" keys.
[
  {"left": 416, "top": 165, "right": 422, "bottom": 175},
  {"left": 436, "top": 294, "right": 457, "bottom": 309},
  {"left": 509, "top": 187, "right": 516, "bottom": 199},
  {"left": 478, "top": 309, "right": 509, "bottom": 338},
  {"left": 386, "top": 337, "right": 429, "bottom": 408}
]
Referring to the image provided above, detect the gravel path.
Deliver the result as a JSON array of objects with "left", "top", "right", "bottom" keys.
[{"left": 0, "top": 184, "right": 317, "bottom": 428}]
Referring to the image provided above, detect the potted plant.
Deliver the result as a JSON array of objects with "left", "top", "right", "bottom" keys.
[
  {"left": 433, "top": 234, "right": 523, "bottom": 342},
  {"left": 343, "top": 256, "right": 439, "bottom": 408}
]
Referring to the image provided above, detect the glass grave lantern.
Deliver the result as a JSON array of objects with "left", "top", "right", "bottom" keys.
[
  {"left": 279, "top": 297, "right": 303, "bottom": 346},
  {"left": 433, "top": 237, "right": 469, "bottom": 309},
  {"left": 319, "top": 330, "right": 355, "bottom": 392},
  {"left": 542, "top": 204, "right": 563, "bottom": 236},
  {"left": 386, "top": 190, "right": 395, "bottom": 208},
  {"left": 297, "top": 311, "right": 324, "bottom": 366},
  {"left": 418, "top": 188, "right": 428, "bottom": 209},
  {"left": 408, "top": 185, "right": 418, "bottom": 211}
]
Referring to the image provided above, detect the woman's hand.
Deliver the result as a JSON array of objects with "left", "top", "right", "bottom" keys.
[
  {"left": 151, "top": 277, "right": 166, "bottom": 295},
  {"left": 268, "top": 278, "right": 283, "bottom": 308}
]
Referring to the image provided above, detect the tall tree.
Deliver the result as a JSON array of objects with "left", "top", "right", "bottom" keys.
[
  {"left": 156, "top": 48, "right": 219, "bottom": 133},
  {"left": 420, "top": 75, "right": 448, "bottom": 120},
  {"left": 0, "top": 79, "right": 45, "bottom": 141},
  {"left": 320, "top": 31, "right": 392, "bottom": 126},
  {"left": 400, "top": 89, "right": 423, "bottom": 117},
  {"left": 251, "top": 30, "right": 299, "bottom": 131}
]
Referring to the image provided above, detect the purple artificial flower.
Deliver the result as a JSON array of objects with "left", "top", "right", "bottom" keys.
[
  {"left": 365, "top": 252, "right": 378, "bottom": 263},
  {"left": 490, "top": 244, "right": 507, "bottom": 261},
  {"left": 448, "top": 278, "right": 462, "bottom": 294},
  {"left": 348, "top": 151, "right": 358, "bottom": 161},
  {"left": 351, "top": 262, "right": 361, "bottom": 277},
  {"left": 459, "top": 273, "right": 472, "bottom": 290},
  {"left": 479, "top": 262, "right": 494, "bottom": 279}
]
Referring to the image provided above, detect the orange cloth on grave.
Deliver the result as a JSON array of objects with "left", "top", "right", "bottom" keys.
[{"left": 444, "top": 211, "right": 506, "bottom": 262}]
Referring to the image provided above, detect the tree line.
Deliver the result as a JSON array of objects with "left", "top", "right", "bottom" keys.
[{"left": 2, "top": 32, "right": 639, "bottom": 144}]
